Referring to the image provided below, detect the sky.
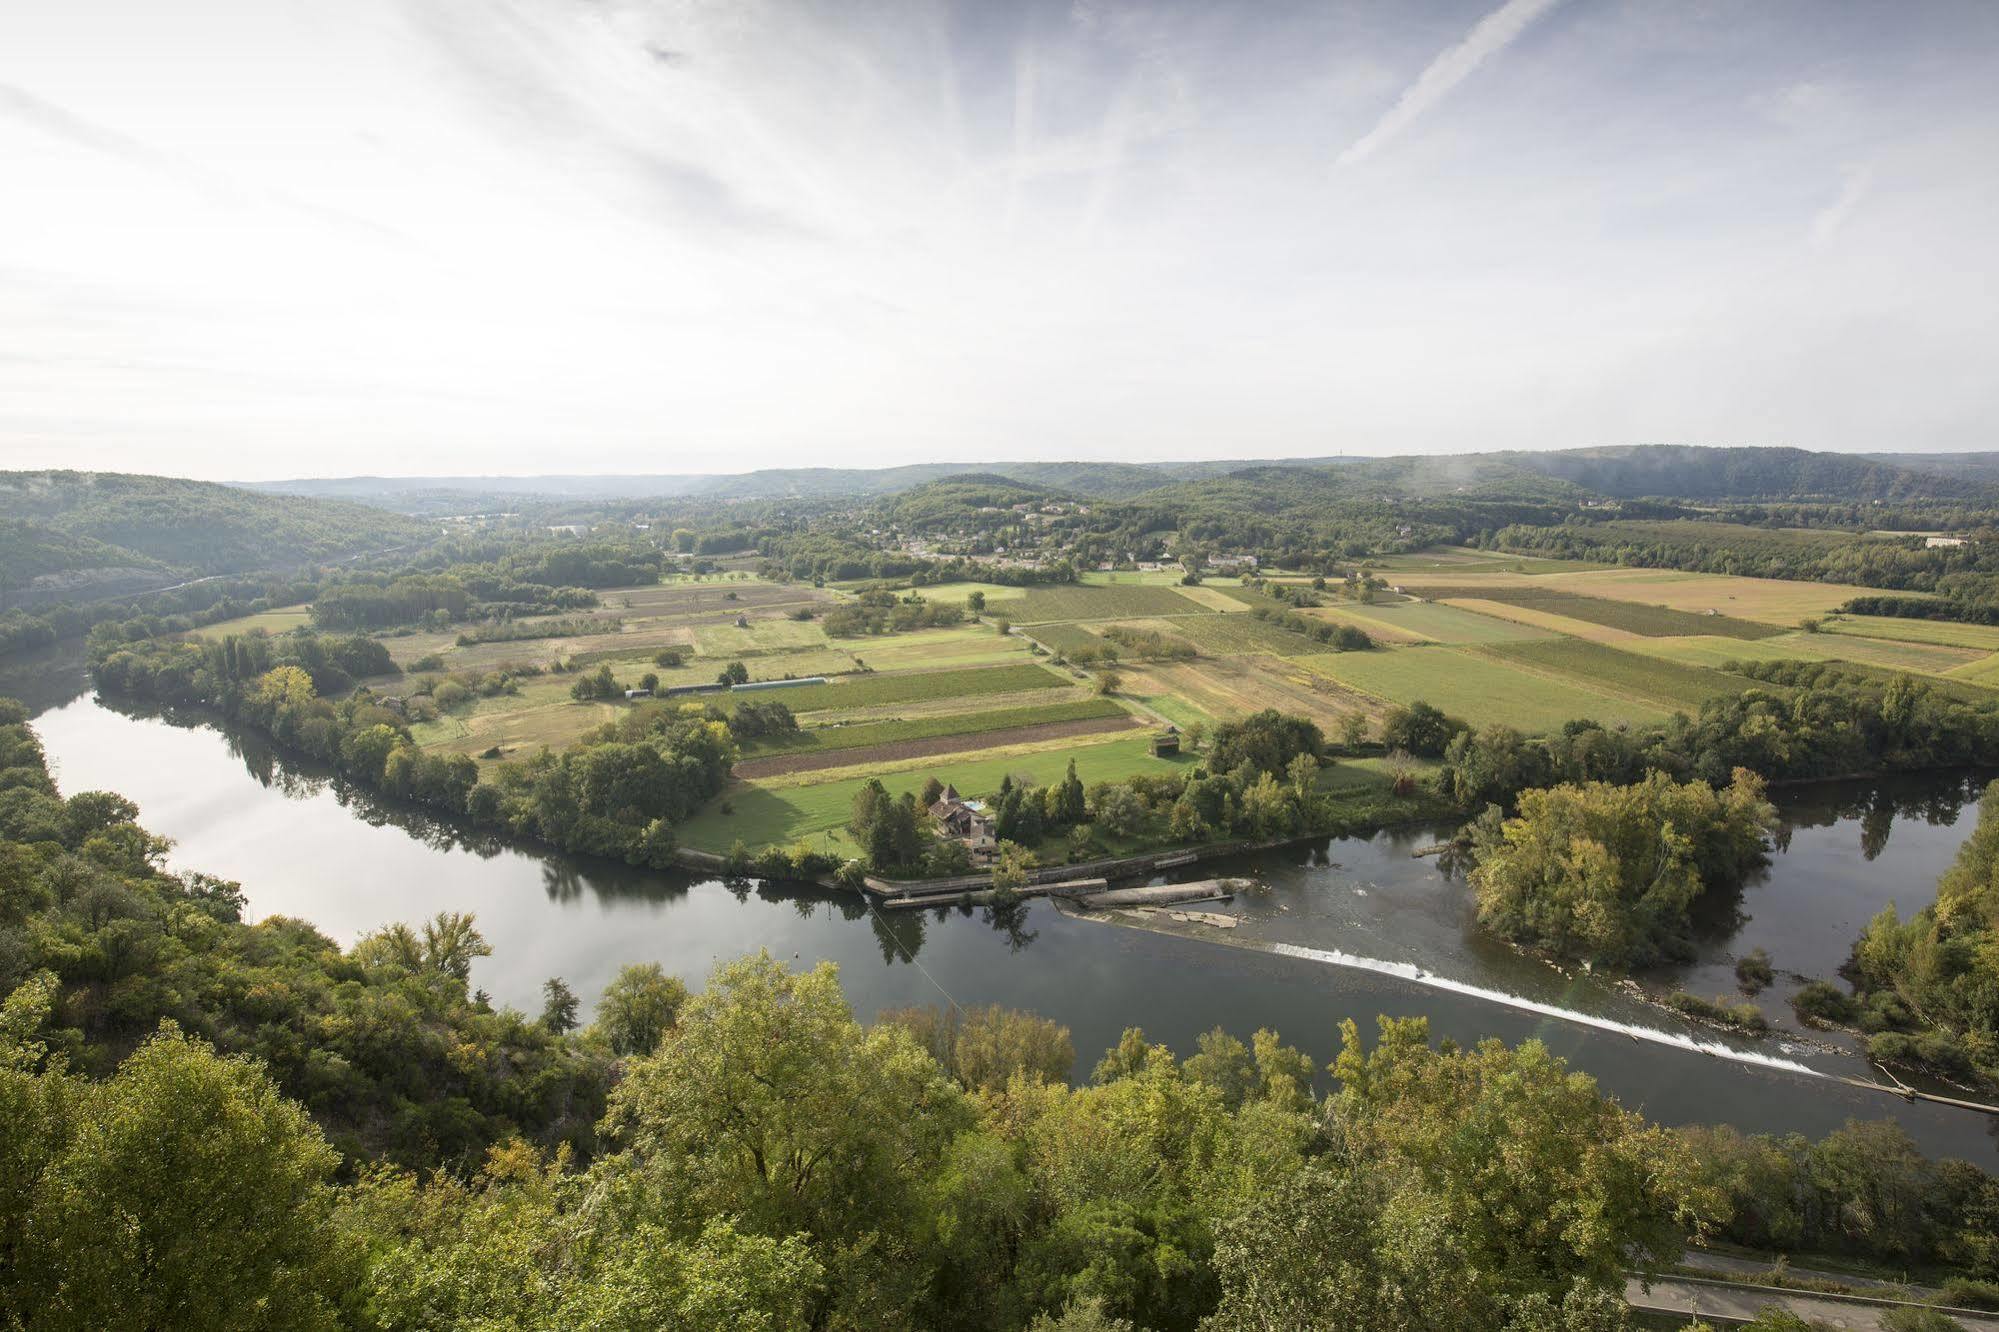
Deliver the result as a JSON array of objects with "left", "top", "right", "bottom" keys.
[{"left": 2, "top": 0, "right": 1996, "bottom": 481}]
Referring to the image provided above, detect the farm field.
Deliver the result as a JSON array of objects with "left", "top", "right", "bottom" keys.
[
  {"left": 1296, "top": 644, "right": 1674, "bottom": 732},
  {"left": 1484, "top": 639, "right": 1742, "bottom": 712},
  {"left": 1325, "top": 600, "right": 1556, "bottom": 645},
  {"left": 1536, "top": 568, "right": 1888, "bottom": 625},
  {"left": 690, "top": 619, "right": 829, "bottom": 656},
  {"left": 1115, "top": 655, "right": 1382, "bottom": 732},
  {"left": 1822, "top": 615, "right": 1999, "bottom": 651},
  {"left": 727, "top": 662, "right": 1069, "bottom": 714},
  {"left": 1399, "top": 585, "right": 1782, "bottom": 640},
  {"left": 745, "top": 696, "right": 1129, "bottom": 759},
  {"left": 735, "top": 712, "right": 1142, "bottom": 779},
  {"left": 1157, "top": 613, "right": 1323, "bottom": 657},
  {"left": 1437, "top": 597, "right": 1641, "bottom": 643},
  {"left": 1002, "top": 583, "right": 1210, "bottom": 623},
  {"left": 1947, "top": 655, "right": 1999, "bottom": 688},
  {"left": 677, "top": 732, "right": 1186, "bottom": 853},
  {"left": 363, "top": 565, "right": 1999, "bottom": 856}
]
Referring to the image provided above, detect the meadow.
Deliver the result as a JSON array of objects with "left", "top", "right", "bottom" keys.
[{"left": 361, "top": 559, "right": 1999, "bottom": 853}]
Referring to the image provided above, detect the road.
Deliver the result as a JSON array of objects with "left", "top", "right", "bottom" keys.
[{"left": 1625, "top": 1274, "right": 1999, "bottom": 1329}]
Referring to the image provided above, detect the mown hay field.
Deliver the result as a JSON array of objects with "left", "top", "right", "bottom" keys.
[{"left": 1296, "top": 644, "right": 1674, "bottom": 732}]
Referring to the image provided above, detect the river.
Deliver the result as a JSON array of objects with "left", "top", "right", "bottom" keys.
[{"left": 23, "top": 675, "right": 1999, "bottom": 1164}]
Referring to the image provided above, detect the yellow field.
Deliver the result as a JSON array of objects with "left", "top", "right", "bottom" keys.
[{"left": 1535, "top": 569, "right": 1886, "bottom": 626}]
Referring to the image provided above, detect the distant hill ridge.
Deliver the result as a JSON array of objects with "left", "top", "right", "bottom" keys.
[{"left": 239, "top": 445, "right": 1995, "bottom": 510}]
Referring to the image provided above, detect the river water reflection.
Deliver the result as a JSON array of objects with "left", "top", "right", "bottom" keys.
[{"left": 27, "top": 686, "right": 1999, "bottom": 1164}]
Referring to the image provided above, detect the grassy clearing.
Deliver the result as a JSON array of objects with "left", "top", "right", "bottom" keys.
[
  {"left": 748, "top": 697, "right": 1129, "bottom": 756},
  {"left": 192, "top": 607, "right": 313, "bottom": 639},
  {"left": 690, "top": 619, "right": 829, "bottom": 657},
  {"left": 1823, "top": 615, "right": 1999, "bottom": 651},
  {"left": 679, "top": 733, "right": 1186, "bottom": 852},
  {"left": 1331, "top": 600, "right": 1555, "bottom": 645},
  {"left": 748, "top": 662, "right": 1069, "bottom": 714},
  {"left": 1401, "top": 586, "right": 1782, "bottom": 640},
  {"left": 1485, "top": 639, "right": 1739, "bottom": 711},
  {"left": 1296, "top": 645, "right": 1673, "bottom": 733}
]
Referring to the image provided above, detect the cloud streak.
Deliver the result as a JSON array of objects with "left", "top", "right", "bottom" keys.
[{"left": 1336, "top": 0, "right": 1566, "bottom": 167}]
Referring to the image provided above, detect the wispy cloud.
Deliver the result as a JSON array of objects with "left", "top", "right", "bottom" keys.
[
  {"left": 1809, "top": 163, "right": 1874, "bottom": 246},
  {"left": 1336, "top": 0, "right": 1566, "bottom": 167}
]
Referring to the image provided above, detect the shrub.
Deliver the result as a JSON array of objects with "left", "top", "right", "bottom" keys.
[
  {"left": 1735, "top": 948, "right": 1774, "bottom": 993},
  {"left": 1791, "top": 980, "right": 1859, "bottom": 1027}
]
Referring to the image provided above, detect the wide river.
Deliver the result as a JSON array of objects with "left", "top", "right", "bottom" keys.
[{"left": 22, "top": 668, "right": 1999, "bottom": 1164}]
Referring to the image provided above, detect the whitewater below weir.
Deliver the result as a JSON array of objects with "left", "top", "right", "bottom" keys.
[{"left": 1264, "top": 940, "right": 1825, "bottom": 1079}]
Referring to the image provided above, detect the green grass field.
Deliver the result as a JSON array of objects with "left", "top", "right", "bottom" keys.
[
  {"left": 736, "top": 662, "right": 1069, "bottom": 714},
  {"left": 678, "top": 733, "right": 1188, "bottom": 852},
  {"left": 1485, "top": 639, "right": 1741, "bottom": 711},
  {"left": 746, "top": 697, "right": 1128, "bottom": 756},
  {"left": 1295, "top": 645, "right": 1674, "bottom": 732}
]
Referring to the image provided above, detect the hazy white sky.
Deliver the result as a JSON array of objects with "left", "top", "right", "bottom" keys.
[{"left": 2, "top": 0, "right": 1995, "bottom": 480}]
